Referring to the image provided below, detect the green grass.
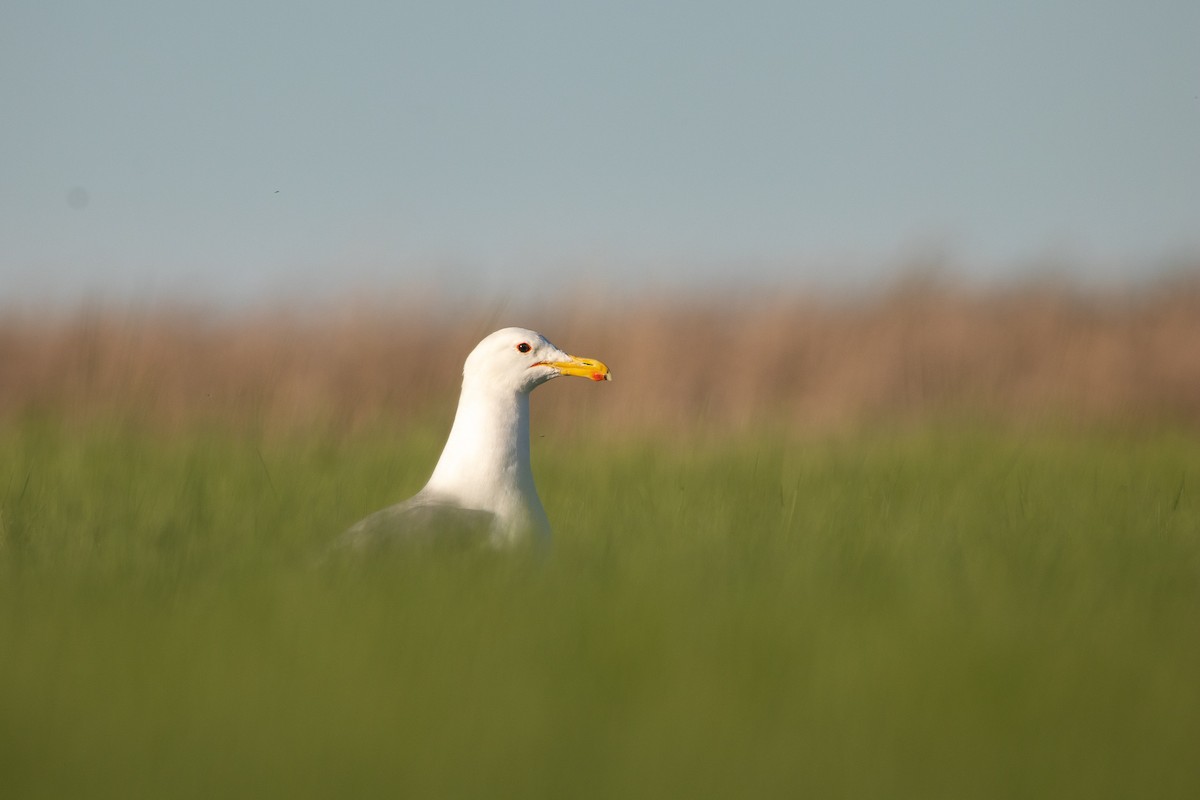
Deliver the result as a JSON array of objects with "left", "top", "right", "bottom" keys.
[{"left": 1, "top": 419, "right": 1198, "bottom": 798}]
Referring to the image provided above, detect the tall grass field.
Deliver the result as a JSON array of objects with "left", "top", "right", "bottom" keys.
[{"left": 2, "top": 418, "right": 1198, "bottom": 798}]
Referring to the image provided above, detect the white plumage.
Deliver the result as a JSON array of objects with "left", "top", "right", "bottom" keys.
[{"left": 340, "top": 327, "right": 610, "bottom": 550}]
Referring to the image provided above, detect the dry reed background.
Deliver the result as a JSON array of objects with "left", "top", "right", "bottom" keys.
[{"left": 3, "top": 275, "right": 1200, "bottom": 436}]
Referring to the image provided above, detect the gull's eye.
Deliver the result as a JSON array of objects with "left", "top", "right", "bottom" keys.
[{"left": 516, "top": 342, "right": 532, "bottom": 354}]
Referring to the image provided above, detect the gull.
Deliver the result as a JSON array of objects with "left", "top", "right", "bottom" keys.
[{"left": 340, "top": 327, "right": 610, "bottom": 550}]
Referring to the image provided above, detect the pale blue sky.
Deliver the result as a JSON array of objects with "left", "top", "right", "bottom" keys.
[{"left": 3, "top": 0, "right": 1198, "bottom": 305}]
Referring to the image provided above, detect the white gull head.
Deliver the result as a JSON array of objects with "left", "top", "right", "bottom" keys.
[{"left": 460, "top": 327, "right": 611, "bottom": 396}]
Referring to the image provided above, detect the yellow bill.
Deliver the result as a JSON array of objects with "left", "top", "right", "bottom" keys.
[{"left": 544, "top": 355, "right": 612, "bottom": 382}]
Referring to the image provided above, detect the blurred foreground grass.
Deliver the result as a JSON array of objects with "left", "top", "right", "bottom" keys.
[{"left": 1, "top": 419, "right": 1198, "bottom": 798}]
